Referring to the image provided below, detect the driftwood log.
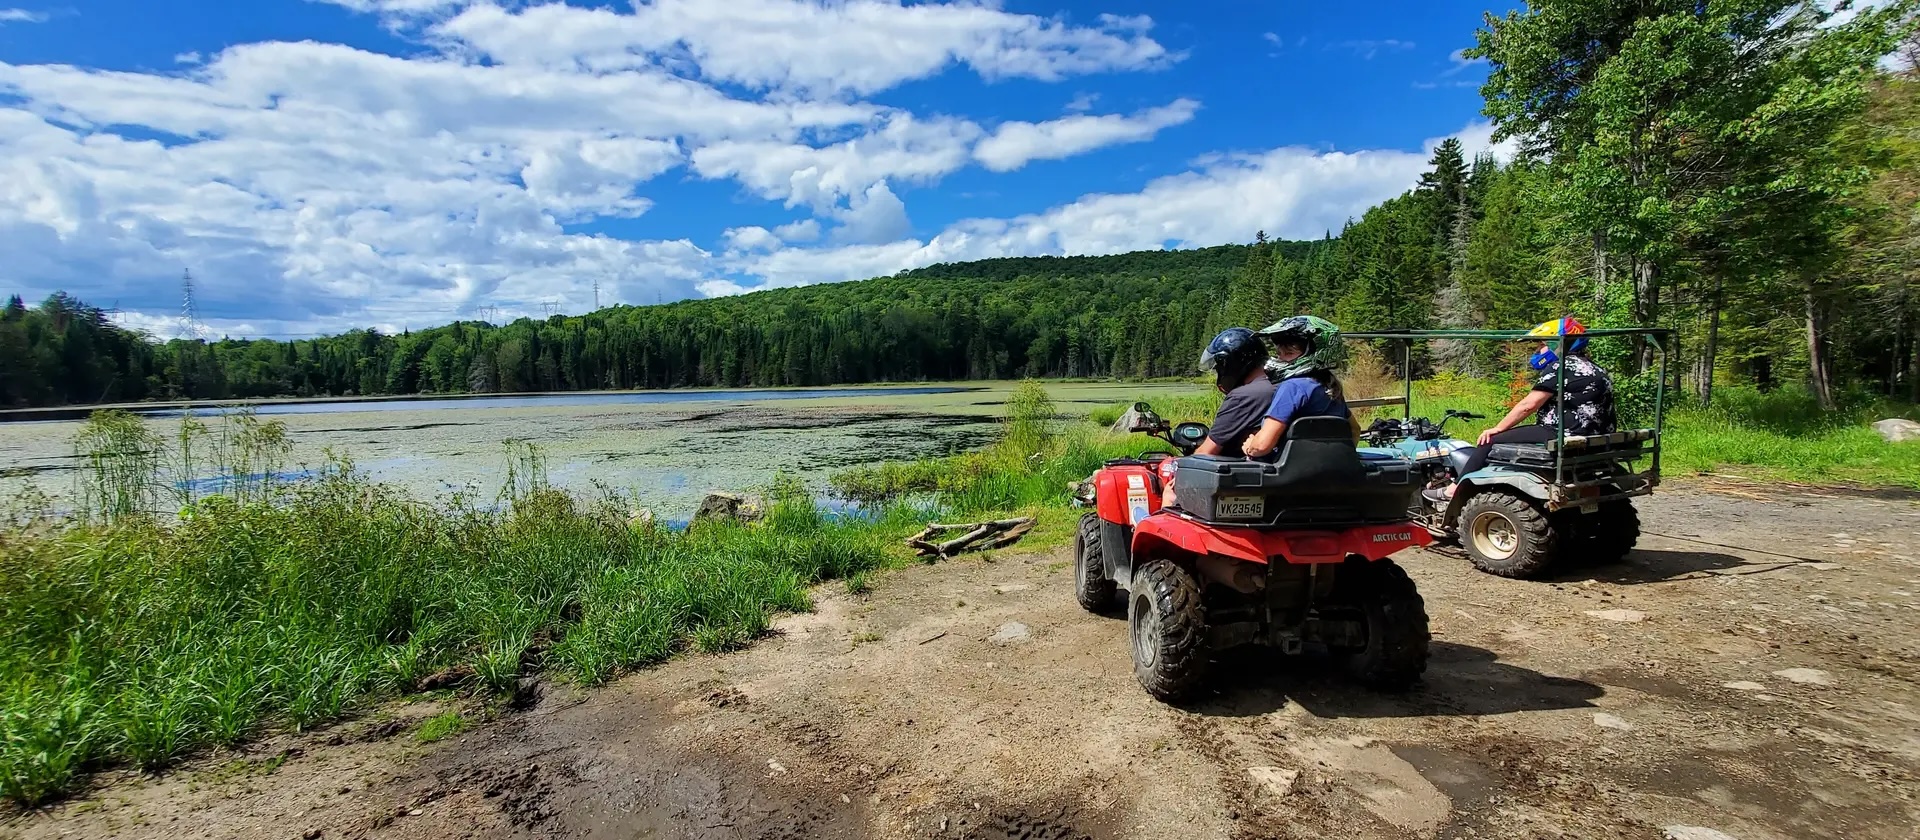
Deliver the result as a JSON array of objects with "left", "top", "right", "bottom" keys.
[{"left": 905, "top": 517, "right": 1036, "bottom": 559}]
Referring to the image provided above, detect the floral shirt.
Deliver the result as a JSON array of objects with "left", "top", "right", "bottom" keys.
[{"left": 1532, "top": 355, "right": 1617, "bottom": 436}]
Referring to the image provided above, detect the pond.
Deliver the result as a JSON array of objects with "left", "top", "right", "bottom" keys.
[
  {"left": 0, "top": 381, "right": 1200, "bottom": 520},
  {"left": 137, "top": 387, "right": 972, "bottom": 417}
]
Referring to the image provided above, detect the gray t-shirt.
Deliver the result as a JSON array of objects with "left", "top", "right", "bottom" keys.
[{"left": 1208, "top": 377, "right": 1277, "bottom": 458}]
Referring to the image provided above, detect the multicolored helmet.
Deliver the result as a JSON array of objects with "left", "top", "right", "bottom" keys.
[
  {"left": 1255, "top": 315, "right": 1343, "bottom": 381},
  {"left": 1526, "top": 316, "right": 1587, "bottom": 370}
]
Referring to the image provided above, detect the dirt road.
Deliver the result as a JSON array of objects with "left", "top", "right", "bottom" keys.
[{"left": 13, "top": 485, "right": 1920, "bottom": 840}]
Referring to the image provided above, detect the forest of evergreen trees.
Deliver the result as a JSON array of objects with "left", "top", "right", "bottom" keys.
[{"left": 3, "top": 2, "right": 1916, "bottom": 411}]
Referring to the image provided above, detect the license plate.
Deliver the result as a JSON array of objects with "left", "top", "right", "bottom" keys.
[{"left": 1216, "top": 495, "right": 1266, "bottom": 520}]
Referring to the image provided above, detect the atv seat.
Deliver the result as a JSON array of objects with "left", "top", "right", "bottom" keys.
[
  {"left": 1443, "top": 446, "right": 1476, "bottom": 479},
  {"left": 1171, "top": 416, "right": 1418, "bottom": 527},
  {"left": 1487, "top": 428, "right": 1658, "bottom": 467}
]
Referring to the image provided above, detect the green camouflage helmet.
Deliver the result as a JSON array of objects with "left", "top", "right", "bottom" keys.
[{"left": 1255, "top": 315, "right": 1344, "bottom": 381}]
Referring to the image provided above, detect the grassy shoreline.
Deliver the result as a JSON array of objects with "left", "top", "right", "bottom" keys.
[
  {"left": 4, "top": 378, "right": 1915, "bottom": 807},
  {"left": 0, "top": 383, "right": 1098, "bottom": 807}
]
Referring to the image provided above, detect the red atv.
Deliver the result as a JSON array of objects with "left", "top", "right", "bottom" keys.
[{"left": 1071, "top": 403, "right": 1435, "bottom": 702}]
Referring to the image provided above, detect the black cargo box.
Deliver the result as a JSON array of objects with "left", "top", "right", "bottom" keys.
[{"left": 1171, "top": 416, "right": 1417, "bottom": 527}]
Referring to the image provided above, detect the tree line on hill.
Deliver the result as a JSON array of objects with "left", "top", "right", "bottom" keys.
[{"left": 3, "top": 1, "right": 1916, "bottom": 410}]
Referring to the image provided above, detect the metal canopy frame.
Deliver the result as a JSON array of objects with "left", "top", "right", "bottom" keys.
[{"left": 1334, "top": 327, "right": 1675, "bottom": 490}]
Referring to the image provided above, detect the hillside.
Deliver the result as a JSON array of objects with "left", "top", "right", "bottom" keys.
[{"left": 0, "top": 241, "right": 1306, "bottom": 407}]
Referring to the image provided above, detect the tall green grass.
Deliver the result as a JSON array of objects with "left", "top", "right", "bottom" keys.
[{"left": 1, "top": 414, "right": 911, "bottom": 806}]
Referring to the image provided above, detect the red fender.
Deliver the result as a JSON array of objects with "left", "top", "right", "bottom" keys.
[
  {"left": 1094, "top": 464, "right": 1162, "bottom": 525},
  {"left": 1132, "top": 514, "right": 1432, "bottom": 565}
]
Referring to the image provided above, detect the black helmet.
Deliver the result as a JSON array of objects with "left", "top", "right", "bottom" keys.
[{"left": 1198, "top": 327, "right": 1269, "bottom": 389}]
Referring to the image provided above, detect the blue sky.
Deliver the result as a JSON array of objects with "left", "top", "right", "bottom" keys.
[{"left": 0, "top": 0, "right": 1515, "bottom": 338}]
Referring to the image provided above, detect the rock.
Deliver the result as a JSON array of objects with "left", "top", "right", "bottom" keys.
[
  {"left": 989, "top": 622, "right": 1031, "bottom": 644},
  {"left": 1722, "top": 681, "right": 1767, "bottom": 691},
  {"left": 407, "top": 808, "right": 423, "bottom": 817},
  {"left": 694, "top": 492, "right": 764, "bottom": 524},
  {"left": 1593, "top": 713, "right": 1633, "bottom": 731},
  {"left": 767, "top": 759, "right": 787, "bottom": 775},
  {"left": 1665, "top": 827, "right": 1740, "bottom": 840},
  {"left": 992, "top": 583, "right": 1032, "bottom": 594},
  {"left": 1772, "top": 668, "right": 1835, "bottom": 686},
  {"left": 1584, "top": 609, "right": 1647, "bottom": 623},
  {"left": 1804, "top": 562, "right": 1842, "bottom": 571},
  {"left": 1247, "top": 766, "right": 1299, "bottom": 797},
  {"left": 1872, "top": 418, "right": 1920, "bottom": 443},
  {"left": 304, "top": 830, "right": 324, "bottom": 840},
  {"left": 627, "top": 508, "right": 655, "bottom": 530}
]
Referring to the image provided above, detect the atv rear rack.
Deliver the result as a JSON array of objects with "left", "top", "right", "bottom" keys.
[{"left": 1341, "top": 327, "right": 1675, "bottom": 489}]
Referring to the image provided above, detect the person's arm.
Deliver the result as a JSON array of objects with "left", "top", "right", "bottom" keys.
[
  {"left": 1243, "top": 417, "right": 1286, "bottom": 457},
  {"left": 1246, "top": 378, "right": 1310, "bottom": 457},
  {"left": 1194, "top": 437, "right": 1223, "bottom": 456},
  {"left": 1476, "top": 390, "right": 1552, "bottom": 446}
]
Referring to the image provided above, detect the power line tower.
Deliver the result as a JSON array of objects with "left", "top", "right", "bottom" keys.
[
  {"left": 175, "top": 269, "right": 207, "bottom": 341},
  {"left": 592, "top": 278, "right": 600, "bottom": 310},
  {"left": 541, "top": 300, "right": 559, "bottom": 318}
]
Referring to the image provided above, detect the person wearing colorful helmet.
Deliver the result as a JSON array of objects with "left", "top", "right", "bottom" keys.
[
  {"left": 1437, "top": 316, "right": 1617, "bottom": 497},
  {"left": 1242, "top": 315, "right": 1359, "bottom": 458}
]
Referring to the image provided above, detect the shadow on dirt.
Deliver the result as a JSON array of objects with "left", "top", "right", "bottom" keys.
[
  {"left": 1187, "top": 641, "right": 1605, "bottom": 720},
  {"left": 1550, "top": 548, "right": 1755, "bottom": 584}
]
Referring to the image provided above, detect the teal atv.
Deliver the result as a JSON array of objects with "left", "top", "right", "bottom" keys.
[{"left": 1343, "top": 328, "right": 1671, "bottom": 579}]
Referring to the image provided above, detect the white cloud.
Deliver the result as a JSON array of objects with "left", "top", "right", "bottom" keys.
[
  {"left": 1335, "top": 39, "right": 1416, "bottom": 60},
  {"left": 0, "top": 8, "right": 47, "bottom": 23},
  {"left": 723, "top": 225, "right": 781, "bottom": 252},
  {"left": 173, "top": 51, "right": 204, "bottom": 65},
  {"left": 716, "top": 123, "right": 1501, "bottom": 293},
  {"left": 1443, "top": 47, "right": 1486, "bottom": 75},
  {"left": 690, "top": 112, "right": 981, "bottom": 208},
  {"left": 1263, "top": 32, "right": 1282, "bottom": 45},
  {"left": 774, "top": 218, "right": 821, "bottom": 242},
  {"left": 831, "top": 180, "right": 912, "bottom": 244},
  {"left": 433, "top": 0, "right": 1175, "bottom": 96},
  {"left": 1065, "top": 91, "right": 1100, "bottom": 113},
  {"left": 313, "top": 0, "right": 470, "bottom": 16},
  {"left": 974, "top": 98, "right": 1198, "bottom": 172}
]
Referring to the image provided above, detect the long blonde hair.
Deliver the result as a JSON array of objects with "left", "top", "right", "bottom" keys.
[{"left": 1308, "top": 369, "right": 1364, "bottom": 442}]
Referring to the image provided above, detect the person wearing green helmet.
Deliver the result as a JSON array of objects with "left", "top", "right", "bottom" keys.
[{"left": 1242, "top": 315, "right": 1360, "bottom": 458}]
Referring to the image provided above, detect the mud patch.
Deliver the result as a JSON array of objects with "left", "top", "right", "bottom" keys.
[{"left": 909, "top": 797, "right": 1108, "bottom": 840}]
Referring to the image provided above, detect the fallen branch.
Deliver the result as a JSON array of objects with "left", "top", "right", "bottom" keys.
[{"left": 905, "top": 517, "right": 1036, "bottom": 559}]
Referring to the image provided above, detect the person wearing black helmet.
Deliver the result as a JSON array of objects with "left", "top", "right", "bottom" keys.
[
  {"left": 1161, "top": 326, "right": 1277, "bottom": 509},
  {"left": 1194, "top": 326, "right": 1278, "bottom": 458}
]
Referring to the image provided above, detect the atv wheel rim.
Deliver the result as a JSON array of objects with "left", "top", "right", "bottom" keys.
[
  {"left": 1130, "top": 594, "right": 1158, "bottom": 669},
  {"left": 1469, "top": 510, "right": 1518, "bottom": 561}
]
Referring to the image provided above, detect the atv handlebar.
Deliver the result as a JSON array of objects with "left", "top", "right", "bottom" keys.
[
  {"left": 1362, "top": 408, "right": 1485, "bottom": 446},
  {"left": 1125, "top": 402, "right": 1208, "bottom": 457}
]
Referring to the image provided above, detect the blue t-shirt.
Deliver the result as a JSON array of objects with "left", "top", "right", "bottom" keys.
[{"left": 1265, "top": 376, "right": 1349, "bottom": 424}]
